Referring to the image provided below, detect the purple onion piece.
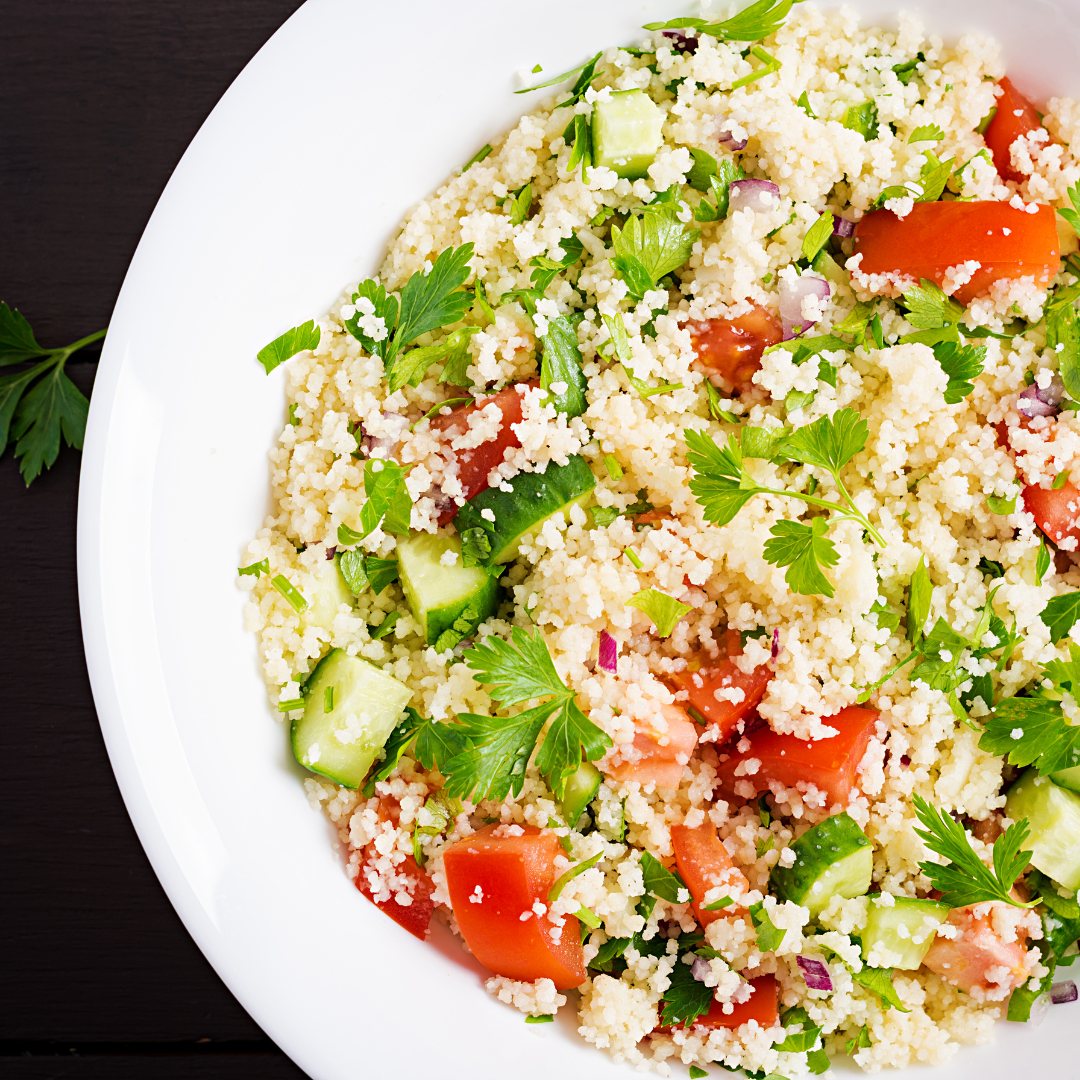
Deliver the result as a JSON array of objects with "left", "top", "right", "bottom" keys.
[
  {"left": 598, "top": 629, "right": 618, "bottom": 673},
  {"left": 421, "top": 485, "right": 454, "bottom": 515},
  {"left": 779, "top": 273, "right": 831, "bottom": 340},
  {"left": 900, "top": 754, "right": 912, "bottom": 767},
  {"left": 325, "top": 546, "right": 337, "bottom": 561},
  {"left": 832, "top": 215, "right": 856, "bottom": 238},
  {"left": 1017, "top": 375, "right": 1066, "bottom": 419},
  {"left": 358, "top": 411, "right": 408, "bottom": 457},
  {"left": 771, "top": 627, "right": 780, "bottom": 661},
  {"left": 717, "top": 124, "right": 749, "bottom": 152},
  {"left": 662, "top": 30, "right": 698, "bottom": 54},
  {"left": 728, "top": 178, "right": 780, "bottom": 215},
  {"left": 797, "top": 955, "right": 833, "bottom": 992},
  {"left": 1051, "top": 980, "right": 1078, "bottom": 1004},
  {"left": 691, "top": 957, "right": 711, "bottom": 983}
]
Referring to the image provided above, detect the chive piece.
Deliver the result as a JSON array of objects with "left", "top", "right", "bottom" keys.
[
  {"left": 702, "top": 895, "right": 734, "bottom": 911},
  {"left": 411, "top": 396, "right": 472, "bottom": 432},
  {"left": 271, "top": 574, "right": 308, "bottom": 613},
  {"left": 548, "top": 851, "right": 603, "bottom": 901},
  {"left": 238, "top": 558, "right": 270, "bottom": 578},
  {"left": 603, "top": 454, "right": 624, "bottom": 480},
  {"left": 277, "top": 697, "right": 305, "bottom": 712},
  {"left": 525, "top": 1014, "right": 555, "bottom": 1024},
  {"left": 288, "top": 402, "right": 300, "bottom": 426},
  {"left": 1053, "top": 470, "right": 1070, "bottom": 490},
  {"left": 463, "top": 144, "right": 493, "bottom": 172},
  {"left": 686, "top": 706, "right": 708, "bottom": 726},
  {"left": 337, "top": 523, "right": 364, "bottom": 546},
  {"left": 576, "top": 905, "right": 602, "bottom": 929},
  {"left": 324, "top": 685, "right": 334, "bottom": 713},
  {"left": 624, "top": 548, "right": 644, "bottom": 569},
  {"left": 369, "top": 610, "right": 401, "bottom": 640}
]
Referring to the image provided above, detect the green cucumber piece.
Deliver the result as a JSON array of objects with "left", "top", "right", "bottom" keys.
[
  {"left": 291, "top": 648, "right": 412, "bottom": 788},
  {"left": 1006, "top": 771, "right": 1080, "bottom": 891},
  {"left": 770, "top": 811, "right": 873, "bottom": 918},
  {"left": 301, "top": 555, "right": 354, "bottom": 631},
  {"left": 811, "top": 249, "right": 850, "bottom": 287},
  {"left": 591, "top": 89, "right": 664, "bottom": 179},
  {"left": 397, "top": 533, "right": 501, "bottom": 649},
  {"left": 560, "top": 761, "right": 602, "bottom": 828},
  {"left": 453, "top": 455, "right": 596, "bottom": 565},
  {"left": 1049, "top": 764, "right": 1080, "bottom": 793},
  {"left": 861, "top": 895, "right": 950, "bottom": 970}
]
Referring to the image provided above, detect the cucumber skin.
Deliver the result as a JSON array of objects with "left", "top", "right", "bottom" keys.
[
  {"left": 453, "top": 455, "right": 597, "bottom": 565},
  {"left": 861, "top": 896, "right": 950, "bottom": 970},
  {"left": 290, "top": 648, "right": 412, "bottom": 789},
  {"left": 591, "top": 89, "right": 664, "bottom": 180},
  {"left": 1006, "top": 771, "right": 1080, "bottom": 891},
  {"left": 770, "top": 811, "right": 873, "bottom": 917},
  {"left": 1050, "top": 763, "right": 1080, "bottom": 793},
  {"left": 560, "top": 761, "right": 602, "bottom": 828}
]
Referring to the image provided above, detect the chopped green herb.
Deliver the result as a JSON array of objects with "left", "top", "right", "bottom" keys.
[
  {"left": 540, "top": 314, "right": 588, "bottom": 418},
  {"left": 515, "top": 51, "right": 602, "bottom": 98},
  {"left": 908, "top": 123, "right": 944, "bottom": 143},
  {"left": 801, "top": 210, "right": 835, "bottom": 263},
  {"left": 731, "top": 45, "right": 781, "bottom": 90},
  {"left": 902, "top": 278, "right": 963, "bottom": 329},
  {"left": 660, "top": 958, "right": 714, "bottom": 1027},
  {"left": 238, "top": 558, "right": 270, "bottom": 578},
  {"left": 645, "top": 0, "right": 802, "bottom": 43},
  {"left": 611, "top": 204, "right": 699, "bottom": 302},
  {"left": 257, "top": 319, "right": 320, "bottom": 375},
  {"left": 689, "top": 1067, "right": 709, "bottom": 1079},
  {"left": 411, "top": 396, "right": 472, "bottom": 432},
  {"left": 626, "top": 588, "right": 693, "bottom": 637},
  {"left": 624, "top": 547, "right": 644, "bottom": 569},
  {"left": 704, "top": 380, "right": 739, "bottom": 423},
  {"left": 1035, "top": 542, "right": 1052, "bottom": 586},
  {"left": 368, "top": 610, "right": 401, "bottom": 640},
  {"left": 986, "top": 493, "right": 1016, "bottom": 515},
  {"left": 288, "top": 402, "right": 300, "bottom": 426},
  {"left": 764, "top": 516, "right": 839, "bottom": 597},
  {"left": 271, "top": 573, "right": 308, "bottom": 613},
  {"left": 933, "top": 339, "right": 986, "bottom": 404},
  {"left": 891, "top": 53, "right": 925, "bottom": 85},
  {"left": 323, "top": 685, "right": 334, "bottom": 712},
  {"left": 603, "top": 453, "right": 624, "bottom": 481},
  {"left": 756, "top": 834, "right": 776, "bottom": 858},
  {"left": 525, "top": 1013, "right": 554, "bottom": 1024},
  {"left": 277, "top": 697, "right": 305, "bottom": 713},
  {"left": 549, "top": 851, "right": 603, "bottom": 901},
  {"left": 797, "top": 90, "right": 816, "bottom": 117},
  {"left": 869, "top": 313, "right": 885, "bottom": 350},
  {"left": 851, "top": 968, "right": 909, "bottom": 1011},
  {"left": 843, "top": 101, "right": 879, "bottom": 140},
  {"left": 462, "top": 144, "right": 493, "bottom": 171},
  {"left": 508, "top": 182, "right": 533, "bottom": 226},
  {"left": 749, "top": 900, "right": 786, "bottom": 952},
  {"left": 1053, "top": 469, "right": 1071, "bottom": 490}
]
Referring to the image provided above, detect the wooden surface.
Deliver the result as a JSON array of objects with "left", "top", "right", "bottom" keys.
[{"left": 1, "top": 3, "right": 307, "bottom": 1076}]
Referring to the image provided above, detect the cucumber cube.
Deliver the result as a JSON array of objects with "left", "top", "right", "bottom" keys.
[
  {"left": 861, "top": 895, "right": 950, "bottom": 970},
  {"left": 1006, "top": 771, "right": 1080, "bottom": 891},
  {"left": 771, "top": 811, "right": 873, "bottom": 918},
  {"left": 301, "top": 555, "right": 355, "bottom": 632},
  {"left": 560, "top": 761, "right": 602, "bottom": 828},
  {"left": 591, "top": 89, "right": 664, "bottom": 180}
]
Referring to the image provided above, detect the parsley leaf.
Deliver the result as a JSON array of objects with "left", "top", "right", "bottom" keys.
[
  {"left": 459, "top": 527, "right": 493, "bottom": 568},
  {"left": 901, "top": 279, "right": 963, "bottom": 329},
  {"left": 646, "top": 0, "right": 800, "bottom": 42},
  {"left": 906, "top": 556, "right": 933, "bottom": 642},
  {"left": 337, "top": 550, "right": 399, "bottom": 596},
  {"left": 340, "top": 459, "right": 413, "bottom": 542},
  {"left": 846, "top": 1024, "right": 872, "bottom": 1055},
  {"left": 1039, "top": 591, "right": 1080, "bottom": 643},
  {"left": 529, "top": 235, "right": 584, "bottom": 293},
  {"left": 686, "top": 147, "right": 720, "bottom": 192},
  {"left": 981, "top": 693, "right": 1080, "bottom": 777},
  {"left": 257, "top": 319, "right": 321, "bottom": 374},
  {"left": 843, "top": 101, "right": 879, "bottom": 140},
  {"left": 388, "top": 327, "right": 480, "bottom": 393},
  {"left": 640, "top": 851, "right": 689, "bottom": 903},
  {"left": 694, "top": 159, "right": 745, "bottom": 221},
  {"left": 684, "top": 428, "right": 762, "bottom": 526},
  {"left": 892, "top": 53, "right": 925, "bottom": 85},
  {"left": 1047, "top": 293, "right": 1080, "bottom": 403},
  {"left": 660, "top": 959, "right": 715, "bottom": 1027},
  {"left": 777, "top": 407, "right": 868, "bottom": 475},
  {"left": 540, "top": 314, "right": 588, "bottom": 417},
  {"left": 611, "top": 205, "right": 699, "bottom": 302},
  {"left": 462, "top": 144, "right": 492, "bottom": 171},
  {"left": 763, "top": 516, "right": 839, "bottom": 597},
  {"left": 368, "top": 706, "right": 470, "bottom": 789},
  {"left": 508, "top": 182, "right": 532, "bottom": 226},
  {"left": 850, "top": 967, "right": 909, "bottom": 1012},
  {"left": 909, "top": 124, "right": 944, "bottom": 143},
  {"left": 1058, "top": 180, "right": 1080, "bottom": 239},
  {"left": 344, "top": 280, "right": 398, "bottom": 358},
  {"left": 515, "top": 51, "right": 602, "bottom": 97},
  {"left": 801, "top": 210, "right": 835, "bottom": 263},
  {"left": 626, "top": 588, "right": 693, "bottom": 637},
  {"left": 798, "top": 90, "right": 816, "bottom": 117},
  {"left": 749, "top": 900, "right": 786, "bottom": 952},
  {"left": 833, "top": 300, "right": 876, "bottom": 337},
  {"left": 916, "top": 151, "right": 955, "bottom": 203},
  {"left": 911, "top": 793, "right": 1033, "bottom": 908},
  {"left": 932, "top": 339, "right": 985, "bottom": 403}
]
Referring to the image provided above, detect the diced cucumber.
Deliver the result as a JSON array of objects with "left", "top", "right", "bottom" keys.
[
  {"left": 560, "top": 761, "right": 602, "bottom": 828},
  {"left": 301, "top": 554, "right": 354, "bottom": 631},
  {"left": 291, "top": 647, "right": 412, "bottom": 788},
  {"left": 770, "top": 811, "right": 873, "bottom": 918},
  {"left": 1006, "top": 771, "right": 1080, "bottom": 891},
  {"left": 591, "top": 89, "right": 664, "bottom": 179},
  {"left": 811, "top": 249, "right": 850, "bottom": 287},
  {"left": 861, "top": 895, "right": 950, "bottom": 970},
  {"left": 453, "top": 455, "right": 597, "bottom": 565},
  {"left": 396, "top": 533, "right": 501, "bottom": 649},
  {"left": 1049, "top": 763, "right": 1080, "bottom": 793}
]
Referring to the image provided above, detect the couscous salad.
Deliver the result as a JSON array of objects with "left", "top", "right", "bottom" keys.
[{"left": 239, "top": 1, "right": 1080, "bottom": 1073}]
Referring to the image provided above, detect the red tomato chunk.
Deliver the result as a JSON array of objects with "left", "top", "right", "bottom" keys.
[
  {"left": 429, "top": 384, "right": 526, "bottom": 524},
  {"left": 852, "top": 201, "right": 1059, "bottom": 306},
  {"left": 442, "top": 824, "right": 586, "bottom": 990},
  {"left": 355, "top": 847, "right": 436, "bottom": 942},
  {"left": 716, "top": 705, "right": 879, "bottom": 808},
  {"left": 605, "top": 704, "right": 699, "bottom": 789},
  {"left": 983, "top": 77, "right": 1043, "bottom": 184},
  {"left": 688, "top": 304, "right": 782, "bottom": 394},
  {"left": 667, "top": 629, "right": 772, "bottom": 745},
  {"left": 686, "top": 974, "right": 779, "bottom": 1031},
  {"left": 670, "top": 822, "right": 750, "bottom": 927}
]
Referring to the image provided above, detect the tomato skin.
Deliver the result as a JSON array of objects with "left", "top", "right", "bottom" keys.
[
  {"left": 670, "top": 822, "right": 750, "bottom": 927},
  {"left": 983, "top": 77, "right": 1043, "bottom": 183},
  {"left": 852, "top": 201, "right": 1059, "bottom": 306},
  {"left": 667, "top": 629, "right": 771, "bottom": 745},
  {"left": 716, "top": 705, "right": 879, "bottom": 807},
  {"left": 922, "top": 904, "right": 1032, "bottom": 997},
  {"left": 355, "top": 848, "right": 436, "bottom": 941},
  {"left": 689, "top": 305, "right": 783, "bottom": 393},
  {"left": 429, "top": 384, "right": 527, "bottom": 524},
  {"left": 442, "top": 824, "right": 586, "bottom": 990},
  {"left": 606, "top": 704, "right": 699, "bottom": 789},
  {"left": 678, "top": 974, "right": 779, "bottom": 1031}
]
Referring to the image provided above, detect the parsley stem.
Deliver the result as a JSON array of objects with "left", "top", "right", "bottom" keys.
[
  {"left": 755, "top": 484, "right": 886, "bottom": 548},
  {"left": 55, "top": 327, "right": 107, "bottom": 360},
  {"left": 856, "top": 649, "right": 923, "bottom": 701}
]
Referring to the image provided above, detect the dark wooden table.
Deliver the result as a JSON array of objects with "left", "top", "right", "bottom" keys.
[{"left": 1, "top": 3, "right": 308, "bottom": 1076}]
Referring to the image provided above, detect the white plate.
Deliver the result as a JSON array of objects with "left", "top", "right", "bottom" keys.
[{"left": 78, "top": 1, "right": 1080, "bottom": 1076}]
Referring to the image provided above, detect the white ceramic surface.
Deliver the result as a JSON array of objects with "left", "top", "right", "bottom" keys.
[{"left": 78, "top": 1, "right": 1080, "bottom": 1077}]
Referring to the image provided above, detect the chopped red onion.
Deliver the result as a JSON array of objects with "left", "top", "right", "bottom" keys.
[
  {"left": 778, "top": 273, "right": 831, "bottom": 340},
  {"left": 717, "top": 123, "right": 748, "bottom": 152},
  {"left": 663, "top": 30, "right": 698, "bottom": 54},
  {"left": 832, "top": 215, "right": 856, "bottom": 238},
  {"left": 358, "top": 411, "right": 408, "bottom": 457},
  {"left": 598, "top": 630, "right": 618, "bottom": 673},
  {"left": 900, "top": 754, "right": 912, "bottom": 767},
  {"left": 1017, "top": 375, "right": 1066, "bottom": 418},
  {"left": 728, "top": 178, "right": 780, "bottom": 215},
  {"left": 771, "top": 627, "right": 780, "bottom": 661},
  {"left": 797, "top": 955, "right": 833, "bottom": 992},
  {"left": 691, "top": 957, "right": 711, "bottom": 982},
  {"left": 325, "top": 546, "right": 337, "bottom": 561},
  {"left": 1051, "top": 980, "right": 1078, "bottom": 1004}
]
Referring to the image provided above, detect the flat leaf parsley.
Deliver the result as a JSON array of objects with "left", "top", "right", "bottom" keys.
[
  {"left": 644, "top": 0, "right": 801, "bottom": 42},
  {"left": 626, "top": 589, "right": 692, "bottom": 637}
]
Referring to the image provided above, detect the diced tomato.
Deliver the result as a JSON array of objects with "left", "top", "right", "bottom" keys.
[
  {"left": 688, "top": 975, "right": 779, "bottom": 1030},
  {"left": 667, "top": 629, "right": 772, "bottom": 745},
  {"left": 428, "top": 384, "right": 527, "bottom": 524},
  {"left": 355, "top": 847, "right": 436, "bottom": 941},
  {"left": 442, "top": 824, "right": 586, "bottom": 990},
  {"left": 605, "top": 704, "right": 699, "bottom": 789},
  {"left": 716, "top": 705, "right": 879, "bottom": 808},
  {"left": 670, "top": 821, "right": 750, "bottom": 926},
  {"left": 852, "top": 201, "right": 1059, "bottom": 306},
  {"left": 688, "top": 304, "right": 783, "bottom": 394},
  {"left": 922, "top": 903, "right": 1032, "bottom": 999},
  {"left": 983, "top": 77, "right": 1043, "bottom": 183}
]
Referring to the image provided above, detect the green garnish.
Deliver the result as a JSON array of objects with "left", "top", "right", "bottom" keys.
[
  {"left": 850, "top": 967, "right": 909, "bottom": 1011},
  {"left": 337, "top": 551, "right": 398, "bottom": 597},
  {"left": 238, "top": 558, "right": 270, "bottom": 578},
  {"left": 603, "top": 453, "right": 623, "bottom": 481},
  {"left": 693, "top": 158, "right": 745, "bottom": 221},
  {"left": 602, "top": 311, "right": 683, "bottom": 398},
  {"left": 525, "top": 1014, "right": 555, "bottom": 1024},
  {"left": 1054, "top": 469, "right": 1071, "bottom": 490},
  {"left": 748, "top": 899, "right": 786, "bottom": 952},
  {"left": 277, "top": 697, "right": 305, "bottom": 713},
  {"left": 368, "top": 610, "right": 401, "bottom": 640},
  {"left": 411, "top": 396, "right": 472, "bottom": 432},
  {"left": 1036, "top": 543, "right": 1052, "bottom": 585},
  {"left": 908, "top": 123, "right": 943, "bottom": 143},
  {"left": 626, "top": 588, "right": 692, "bottom": 637},
  {"left": 623, "top": 547, "right": 644, "bottom": 569},
  {"left": 508, "top": 182, "right": 533, "bottom": 226},
  {"left": 1046, "top": 281, "right": 1080, "bottom": 403},
  {"left": 934, "top": 339, "right": 986, "bottom": 404},
  {"left": 592, "top": 506, "right": 621, "bottom": 528},
  {"left": 611, "top": 204, "right": 700, "bottom": 302},
  {"left": 1057, "top": 180, "right": 1080, "bottom": 239},
  {"left": 797, "top": 90, "right": 816, "bottom": 117},
  {"left": 462, "top": 144, "right": 493, "bottom": 171},
  {"left": 1040, "top": 591, "right": 1080, "bottom": 643},
  {"left": 731, "top": 45, "right": 781, "bottom": 90},
  {"left": 660, "top": 958, "right": 714, "bottom": 1027},
  {"left": 388, "top": 326, "right": 481, "bottom": 393},
  {"left": 911, "top": 793, "right": 1034, "bottom": 908},
  {"left": 689, "top": 1067, "right": 709, "bottom": 1079},
  {"left": 986, "top": 493, "right": 1016, "bottom": 515},
  {"left": 843, "top": 101, "right": 879, "bottom": 140},
  {"left": 540, "top": 314, "right": 588, "bottom": 417},
  {"left": 516, "top": 51, "right": 601, "bottom": 103},
  {"left": 366, "top": 706, "right": 469, "bottom": 792},
  {"left": 640, "top": 850, "right": 689, "bottom": 902},
  {"left": 902, "top": 278, "right": 963, "bottom": 329},
  {"left": 702, "top": 895, "right": 734, "bottom": 911},
  {"left": 892, "top": 53, "right": 925, "bottom": 85},
  {"left": 257, "top": 319, "right": 320, "bottom": 375},
  {"left": 704, "top": 381, "right": 738, "bottom": 423},
  {"left": 801, "top": 210, "right": 835, "bottom": 263},
  {"left": 529, "top": 235, "right": 584, "bottom": 293},
  {"left": 644, "top": 0, "right": 801, "bottom": 43},
  {"left": 323, "top": 685, "right": 334, "bottom": 712},
  {"left": 338, "top": 458, "right": 413, "bottom": 546},
  {"left": 271, "top": 573, "right": 308, "bottom": 613},
  {"left": 549, "top": 850, "right": 603, "bottom": 901},
  {"left": 845, "top": 1024, "right": 872, "bottom": 1055}
]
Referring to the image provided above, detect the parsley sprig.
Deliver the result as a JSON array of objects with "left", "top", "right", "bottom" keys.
[
  {"left": 337, "top": 458, "right": 413, "bottom": 547},
  {"left": 0, "top": 303, "right": 102, "bottom": 485},
  {"left": 439, "top": 626, "right": 612, "bottom": 803},
  {"left": 644, "top": 0, "right": 800, "bottom": 42},
  {"left": 610, "top": 201, "right": 700, "bottom": 303},
  {"left": 684, "top": 408, "right": 884, "bottom": 597},
  {"left": 911, "top": 793, "right": 1034, "bottom": 908}
]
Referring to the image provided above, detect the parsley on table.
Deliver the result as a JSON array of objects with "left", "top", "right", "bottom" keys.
[
  {"left": 1039, "top": 591, "right": 1080, "bottom": 643},
  {"left": 611, "top": 205, "right": 700, "bottom": 302},
  {"left": 540, "top": 314, "right": 588, "bottom": 417},
  {"left": 337, "top": 458, "right": 413, "bottom": 545},
  {"left": 626, "top": 588, "right": 693, "bottom": 637},
  {"left": 257, "top": 319, "right": 320, "bottom": 375},
  {"left": 850, "top": 967, "right": 908, "bottom": 1011},
  {"left": 660, "top": 959, "right": 715, "bottom": 1027},
  {"left": 911, "top": 793, "right": 1034, "bottom": 908},
  {"left": 644, "top": 0, "right": 801, "bottom": 42},
  {"left": 0, "top": 302, "right": 102, "bottom": 485},
  {"left": 440, "top": 626, "right": 612, "bottom": 802}
]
